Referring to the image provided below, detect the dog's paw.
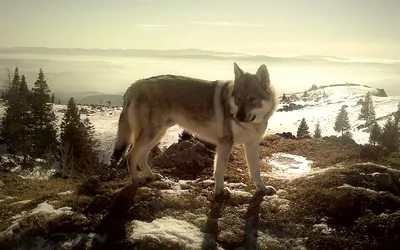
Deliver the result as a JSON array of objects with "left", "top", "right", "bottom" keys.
[
  {"left": 133, "top": 177, "right": 148, "bottom": 187},
  {"left": 259, "top": 185, "right": 276, "bottom": 196},
  {"left": 145, "top": 173, "right": 163, "bottom": 182},
  {"left": 152, "top": 173, "right": 163, "bottom": 181},
  {"left": 215, "top": 187, "right": 231, "bottom": 198}
]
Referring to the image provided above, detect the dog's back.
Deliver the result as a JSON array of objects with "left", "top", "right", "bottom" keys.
[
  {"left": 111, "top": 63, "right": 278, "bottom": 197},
  {"left": 111, "top": 74, "right": 224, "bottom": 166}
]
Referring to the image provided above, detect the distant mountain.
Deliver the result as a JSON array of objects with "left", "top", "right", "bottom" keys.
[
  {"left": 77, "top": 94, "right": 123, "bottom": 106},
  {"left": 2, "top": 47, "right": 398, "bottom": 65},
  {"left": 70, "top": 91, "right": 105, "bottom": 99}
]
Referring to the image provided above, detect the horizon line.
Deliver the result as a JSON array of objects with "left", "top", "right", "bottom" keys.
[{"left": 0, "top": 46, "right": 399, "bottom": 63}]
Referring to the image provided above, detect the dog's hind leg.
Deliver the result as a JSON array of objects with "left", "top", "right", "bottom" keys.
[
  {"left": 127, "top": 122, "right": 168, "bottom": 187},
  {"left": 137, "top": 127, "right": 167, "bottom": 181}
]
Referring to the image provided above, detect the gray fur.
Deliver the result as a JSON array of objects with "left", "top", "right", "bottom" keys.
[{"left": 112, "top": 63, "right": 278, "bottom": 196}]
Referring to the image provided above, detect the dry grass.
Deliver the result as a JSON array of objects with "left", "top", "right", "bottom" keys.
[{"left": 1, "top": 136, "right": 399, "bottom": 249}]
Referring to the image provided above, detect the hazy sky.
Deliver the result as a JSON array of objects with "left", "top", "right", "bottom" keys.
[{"left": 1, "top": 0, "right": 399, "bottom": 59}]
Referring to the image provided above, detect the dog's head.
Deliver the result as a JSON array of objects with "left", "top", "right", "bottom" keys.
[{"left": 230, "top": 62, "right": 277, "bottom": 123}]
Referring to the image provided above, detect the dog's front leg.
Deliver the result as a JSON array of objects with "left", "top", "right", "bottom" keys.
[
  {"left": 214, "top": 141, "right": 233, "bottom": 196},
  {"left": 244, "top": 141, "right": 276, "bottom": 195}
]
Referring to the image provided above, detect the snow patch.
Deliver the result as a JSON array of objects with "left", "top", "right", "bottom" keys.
[
  {"left": 263, "top": 153, "right": 312, "bottom": 179},
  {"left": 313, "top": 223, "right": 334, "bottom": 234},
  {"left": 129, "top": 216, "right": 215, "bottom": 249},
  {"left": 230, "top": 190, "right": 253, "bottom": 197},
  {"left": 3, "top": 156, "right": 59, "bottom": 180},
  {"left": 58, "top": 190, "right": 74, "bottom": 196},
  {"left": 337, "top": 184, "right": 381, "bottom": 193},
  {"left": 0, "top": 201, "right": 73, "bottom": 238},
  {"left": 160, "top": 189, "right": 190, "bottom": 196},
  {"left": 10, "top": 200, "right": 32, "bottom": 205}
]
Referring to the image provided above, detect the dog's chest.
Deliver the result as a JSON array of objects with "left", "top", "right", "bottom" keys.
[{"left": 231, "top": 120, "right": 267, "bottom": 144}]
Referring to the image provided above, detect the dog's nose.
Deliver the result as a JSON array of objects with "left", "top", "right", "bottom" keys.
[{"left": 236, "top": 113, "right": 246, "bottom": 122}]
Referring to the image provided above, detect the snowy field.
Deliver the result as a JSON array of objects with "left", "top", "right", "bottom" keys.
[
  {"left": 68, "top": 84, "right": 397, "bottom": 164},
  {"left": 1, "top": 84, "right": 399, "bottom": 167}
]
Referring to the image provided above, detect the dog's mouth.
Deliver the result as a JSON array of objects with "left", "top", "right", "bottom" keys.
[{"left": 236, "top": 115, "right": 256, "bottom": 123}]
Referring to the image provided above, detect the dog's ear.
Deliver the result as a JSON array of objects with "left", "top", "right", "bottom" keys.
[
  {"left": 233, "top": 62, "right": 244, "bottom": 78},
  {"left": 256, "top": 64, "right": 270, "bottom": 86}
]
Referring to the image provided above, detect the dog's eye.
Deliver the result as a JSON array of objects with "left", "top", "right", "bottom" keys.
[{"left": 248, "top": 96, "right": 257, "bottom": 102}]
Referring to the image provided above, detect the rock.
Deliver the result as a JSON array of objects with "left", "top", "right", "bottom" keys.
[
  {"left": 340, "top": 135, "right": 357, "bottom": 145},
  {"left": 322, "top": 135, "right": 357, "bottom": 145},
  {"left": 373, "top": 172, "right": 400, "bottom": 196},
  {"left": 78, "top": 176, "right": 101, "bottom": 195},
  {"left": 276, "top": 132, "right": 296, "bottom": 139},
  {"left": 360, "top": 144, "right": 382, "bottom": 160},
  {"left": 149, "top": 199, "right": 164, "bottom": 213},
  {"left": 277, "top": 103, "right": 305, "bottom": 112},
  {"left": 153, "top": 138, "right": 215, "bottom": 179},
  {"left": 0, "top": 180, "right": 4, "bottom": 188},
  {"left": 261, "top": 196, "right": 290, "bottom": 213}
]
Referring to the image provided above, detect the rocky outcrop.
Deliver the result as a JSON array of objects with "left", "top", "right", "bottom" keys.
[
  {"left": 152, "top": 138, "right": 215, "bottom": 179},
  {"left": 277, "top": 103, "right": 305, "bottom": 112},
  {"left": 276, "top": 132, "right": 296, "bottom": 139}
]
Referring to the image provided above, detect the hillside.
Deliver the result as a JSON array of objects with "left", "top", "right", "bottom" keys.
[
  {"left": 268, "top": 84, "right": 400, "bottom": 145},
  {"left": 1, "top": 135, "right": 399, "bottom": 249},
  {"left": 1, "top": 83, "right": 398, "bottom": 165},
  {"left": 0, "top": 84, "right": 400, "bottom": 249}
]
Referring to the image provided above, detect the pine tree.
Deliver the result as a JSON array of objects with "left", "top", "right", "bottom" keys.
[
  {"left": 369, "top": 123, "right": 382, "bottom": 146},
  {"left": 51, "top": 93, "right": 55, "bottom": 104},
  {"left": 1, "top": 69, "right": 32, "bottom": 166},
  {"left": 297, "top": 118, "right": 310, "bottom": 138},
  {"left": 394, "top": 102, "right": 400, "bottom": 131},
  {"left": 381, "top": 117, "right": 398, "bottom": 153},
  {"left": 282, "top": 93, "right": 287, "bottom": 102},
  {"left": 394, "top": 102, "right": 400, "bottom": 149},
  {"left": 60, "top": 97, "right": 99, "bottom": 172},
  {"left": 1, "top": 68, "right": 13, "bottom": 100},
  {"left": 359, "top": 92, "right": 376, "bottom": 126},
  {"left": 334, "top": 106, "right": 351, "bottom": 136},
  {"left": 30, "top": 69, "right": 58, "bottom": 158},
  {"left": 313, "top": 122, "right": 322, "bottom": 138}
]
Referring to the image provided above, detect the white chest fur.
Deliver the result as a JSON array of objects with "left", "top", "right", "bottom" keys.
[{"left": 231, "top": 120, "right": 268, "bottom": 144}]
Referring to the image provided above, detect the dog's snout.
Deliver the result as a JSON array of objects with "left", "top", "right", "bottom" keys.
[{"left": 236, "top": 111, "right": 246, "bottom": 122}]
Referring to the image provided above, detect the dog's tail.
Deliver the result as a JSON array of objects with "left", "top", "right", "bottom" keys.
[{"left": 110, "top": 99, "right": 133, "bottom": 167}]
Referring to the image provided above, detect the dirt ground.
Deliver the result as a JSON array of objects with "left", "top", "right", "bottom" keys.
[{"left": 0, "top": 135, "right": 399, "bottom": 250}]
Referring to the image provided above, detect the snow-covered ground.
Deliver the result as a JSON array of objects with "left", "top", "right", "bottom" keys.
[
  {"left": 1, "top": 84, "right": 399, "bottom": 166},
  {"left": 268, "top": 85, "right": 400, "bottom": 144},
  {"left": 263, "top": 153, "right": 312, "bottom": 180}
]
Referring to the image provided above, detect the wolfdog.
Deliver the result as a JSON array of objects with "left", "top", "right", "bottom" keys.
[{"left": 111, "top": 62, "right": 278, "bottom": 196}]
